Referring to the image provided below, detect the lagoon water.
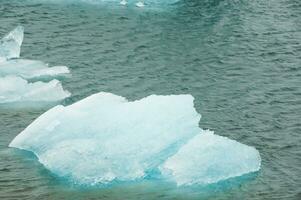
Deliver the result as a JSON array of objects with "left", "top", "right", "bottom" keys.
[{"left": 0, "top": 0, "right": 300, "bottom": 199}]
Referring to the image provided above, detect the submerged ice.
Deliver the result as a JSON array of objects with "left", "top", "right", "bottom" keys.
[{"left": 10, "top": 92, "right": 261, "bottom": 186}]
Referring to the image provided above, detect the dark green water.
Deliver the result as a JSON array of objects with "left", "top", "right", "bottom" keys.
[{"left": 0, "top": 0, "right": 301, "bottom": 199}]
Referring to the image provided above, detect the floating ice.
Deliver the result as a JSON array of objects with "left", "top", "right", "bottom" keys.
[
  {"left": 41, "top": 0, "right": 179, "bottom": 8},
  {"left": 120, "top": 0, "right": 127, "bottom": 6},
  {"left": 10, "top": 93, "right": 201, "bottom": 184},
  {"left": 0, "top": 26, "right": 24, "bottom": 60},
  {"left": 0, "top": 59, "right": 70, "bottom": 80},
  {"left": 135, "top": 1, "right": 145, "bottom": 7},
  {"left": 0, "top": 76, "right": 70, "bottom": 104},
  {"left": 161, "top": 130, "right": 261, "bottom": 186},
  {"left": 0, "top": 57, "right": 6, "bottom": 63},
  {"left": 0, "top": 26, "right": 71, "bottom": 104},
  {"left": 9, "top": 93, "right": 261, "bottom": 186}
]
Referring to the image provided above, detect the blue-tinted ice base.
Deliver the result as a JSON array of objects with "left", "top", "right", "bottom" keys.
[{"left": 10, "top": 92, "right": 261, "bottom": 186}]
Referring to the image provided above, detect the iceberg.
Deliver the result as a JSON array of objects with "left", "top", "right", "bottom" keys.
[
  {"left": 0, "top": 27, "right": 70, "bottom": 80},
  {"left": 10, "top": 93, "right": 201, "bottom": 184},
  {"left": 9, "top": 92, "right": 261, "bottom": 186},
  {"left": 160, "top": 130, "right": 261, "bottom": 186},
  {"left": 0, "top": 26, "right": 24, "bottom": 61},
  {"left": 0, "top": 59, "right": 70, "bottom": 80},
  {"left": 0, "top": 76, "right": 71, "bottom": 104},
  {"left": 0, "top": 26, "right": 71, "bottom": 104}
]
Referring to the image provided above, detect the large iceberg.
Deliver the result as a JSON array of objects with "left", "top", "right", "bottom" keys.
[
  {"left": 0, "top": 26, "right": 24, "bottom": 61},
  {"left": 0, "top": 59, "right": 70, "bottom": 80},
  {"left": 10, "top": 93, "right": 201, "bottom": 184},
  {"left": 0, "top": 76, "right": 71, "bottom": 104},
  {"left": 9, "top": 92, "right": 261, "bottom": 186}
]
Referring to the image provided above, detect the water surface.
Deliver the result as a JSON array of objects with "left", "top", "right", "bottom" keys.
[{"left": 0, "top": 0, "right": 301, "bottom": 199}]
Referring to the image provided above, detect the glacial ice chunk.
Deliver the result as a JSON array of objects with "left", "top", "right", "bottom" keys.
[
  {"left": 0, "top": 59, "right": 70, "bottom": 80},
  {"left": 0, "top": 26, "right": 70, "bottom": 105},
  {"left": 9, "top": 93, "right": 201, "bottom": 184},
  {"left": 0, "top": 76, "right": 70, "bottom": 104},
  {"left": 161, "top": 130, "right": 261, "bottom": 186},
  {"left": 0, "top": 26, "right": 24, "bottom": 60},
  {"left": 9, "top": 93, "right": 261, "bottom": 186},
  {"left": 0, "top": 26, "right": 69, "bottom": 80}
]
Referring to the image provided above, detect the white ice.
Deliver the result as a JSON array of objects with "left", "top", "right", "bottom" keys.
[
  {"left": 0, "top": 26, "right": 24, "bottom": 60},
  {"left": 135, "top": 1, "right": 145, "bottom": 7},
  {"left": 0, "top": 26, "right": 71, "bottom": 104},
  {"left": 9, "top": 93, "right": 201, "bottom": 184},
  {"left": 120, "top": 0, "right": 127, "bottom": 6},
  {"left": 9, "top": 92, "right": 261, "bottom": 186},
  {"left": 160, "top": 130, "right": 261, "bottom": 186},
  {"left": 0, "top": 59, "right": 70, "bottom": 80},
  {"left": 0, "top": 76, "right": 70, "bottom": 104}
]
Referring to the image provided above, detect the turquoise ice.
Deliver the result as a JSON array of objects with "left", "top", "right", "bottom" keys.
[
  {"left": 161, "top": 130, "right": 261, "bottom": 186},
  {"left": 9, "top": 92, "right": 261, "bottom": 186}
]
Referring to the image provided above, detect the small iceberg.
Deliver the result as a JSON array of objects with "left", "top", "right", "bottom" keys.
[
  {"left": 0, "top": 26, "right": 71, "bottom": 104},
  {"left": 0, "top": 76, "right": 71, "bottom": 104},
  {"left": 0, "top": 26, "right": 70, "bottom": 80},
  {"left": 120, "top": 0, "right": 127, "bottom": 6},
  {"left": 135, "top": 1, "right": 145, "bottom": 7},
  {"left": 0, "top": 26, "right": 24, "bottom": 61},
  {"left": 9, "top": 92, "right": 261, "bottom": 186},
  {"left": 161, "top": 130, "right": 261, "bottom": 186}
]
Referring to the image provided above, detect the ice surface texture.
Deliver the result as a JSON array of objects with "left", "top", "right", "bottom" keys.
[
  {"left": 0, "top": 26, "right": 24, "bottom": 60},
  {"left": 0, "top": 59, "right": 70, "bottom": 80},
  {"left": 10, "top": 92, "right": 261, "bottom": 186},
  {"left": 161, "top": 130, "right": 261, "bottom": 186},
  {"left": 0, "top": 26, "right": 70, "bottom": 104},
  {"left": 10, "top": 93, "right": 201, "bottom": 184},
  {"left": 0, "top": 76, "right": 71, "bottom": 104}
]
